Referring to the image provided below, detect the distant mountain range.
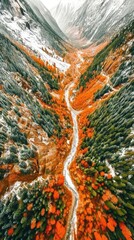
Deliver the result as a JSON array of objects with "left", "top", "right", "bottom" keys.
[
  {"left": 1, "top": 0, "right": 133, "bottom": 50},
  {"left": 52, "top": 0, "right": 134, "bottom": 47}
]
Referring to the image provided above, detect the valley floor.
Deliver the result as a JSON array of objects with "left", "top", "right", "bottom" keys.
[
  {"left": 0, "top": 33, "right": 133, "bottom": 240},
  {"left": 60, "top": 35, "right": 134, "bottom": 239}
]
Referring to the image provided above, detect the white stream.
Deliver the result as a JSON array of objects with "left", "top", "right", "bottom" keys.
[{"left": 63, "top": 83, "right": 79, "bottom": 240}]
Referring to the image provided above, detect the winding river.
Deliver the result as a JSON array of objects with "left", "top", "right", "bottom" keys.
[{"left": 63, "top": 83, "right": 79, "bottom": 240}]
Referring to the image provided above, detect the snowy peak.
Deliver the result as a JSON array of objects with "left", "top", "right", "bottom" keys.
[
  {"left": 51, "top": 1, "right": 75, "bottom": 30},
  {"left": 51, "top": 0, "right": 86, "bottom": 47},
  {"left": 25, "top": 0, "right": 68, "bottom": 41},
  {"left": 51, "top": 0, "right": 134, "bottom": 47},
  {"left": 75, "top": 0, "right": 134, "bottom": 44}
]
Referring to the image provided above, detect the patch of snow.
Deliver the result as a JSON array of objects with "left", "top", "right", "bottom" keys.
[
  {"left": 106, "top": 160, "right": 116, "bottom": 177},
  {"left": 42, "top": 137, "right": 49, "bottom": 145},
  {"left": 51, "top": 92, "right": 60, "bottom": 99},
  {"left": 2, "top": 176, "right": 46, "bottom": 201},
  {"left": 2, "top": 181, "right": 23, "bottom": 200},
  {"left": 0, "top": 10, "right": 70, "bottom": 72}
]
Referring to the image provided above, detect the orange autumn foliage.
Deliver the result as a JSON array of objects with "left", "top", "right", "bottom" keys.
[
  {"left": 55, "top": 221, "right": 66, "bottom": 239},
  {"left": 102, "top": 235, "right": 108, "bottom": 240},
  {"left": 86, "top": 207, "right": 92, "bottom": 215},
  {"left": 87, "top": 128, "right": 94, "bottom": 138},
  {"left": 35, "top": 233, "right": 45, "bottom": 240},
  {"left": 87, "top": 177, "right": 91, "bottom": 181},
  {"left": 14, "top": 42, "right": 47, "bottom": 70},
  {"left": 49, "top": 205, "right": 56, "bottom": 214},
  {"left": 81, "top": 160, "right": 89, "bottom": 168},
  {"left": 79, "top": 185, "right": 85, "bottom": 191},
  {"left": 103, "top": 204, "right": 110, "bottom": 211},
  {"left": 10, "top": 39, "right": 61, "bottom": 83},
  {"left": 107, "top": 174, "right": 112, "bottom": 179},
  {"left": 48, "top": 179, "right": 55, "bottom": 188},
  {"left": 30, "top": 218, "right": 36, "bottom": 229},
  {"left": 45, "top": 225, "right": 52, "bottom": 235},
  {"left": 49, "top": 219, "right": 56, "bottom": 225},
  {"left": 107, "top": 221, "right": 115, "bottom": 232},
  {"left": 97, "top": 210, "right": 102, "bottom": 218},
  {"left": 102, "top": 194, "right": 109, "bottom": 202},
  {"left": 94, "top": 232, "right": 108, "bottom": 240},
  {"left": 111, "top": 195, "right": 118, "bottom": 204},
  {"left": 100, "top": 216, "right": 107, "bottom": 230},
  {"left": 35, "top": 234, "right": 40, "bottom": 240},
  {"left": 72, "top": 75, "right": 106, "bottom": 110},
  {"left": 56, "top": 210, "right": 61, "bottom": 216},
  {"left": 54, "top": 233, "right": 61, "bottom": 240},
  {"left": 36, "top": 221, "right": 42, "bottom": 229},
  {"left": 40, "top": 208, "right": 45, "bottom": 216},
  {"left": 119, "top": 222, "right": 132, "bottom": 240},
  {"left": 53, "top": 190, "right": 59, "bottom": 199},
  {"left": 100, "top": 171, "right": 105, "bottom": 177},
  {"left": 94, "top": 232, "right": 102, "bottom": 240},
  {"left": 23, "top": 212, "right": 28, "bottom": 217},
  {"left": 27, "top": 203, "right": 33, "bottom": 211},
  {"left": 107, "top": 217, "right": 117, "bottom": 232},
  {"left": 102, "top": 189, "right": 112, "bottom": 201},
  {"left": 57, "top": 174, "right": 64, "bottom": 185},
  {"left": 44, "top": 187, "right": 54, "bottom": 193},
  {"left": 91, "top": 183, "right": 98, "bottom": 190},
  {"left": 80, "top": 148, "right": 88, "bottom": 154},
  {"left": 7, "top": 228, "right": 14, "bottom": 236}
]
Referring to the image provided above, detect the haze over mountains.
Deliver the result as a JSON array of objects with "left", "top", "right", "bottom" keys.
[
  {"left": 1, "top": 0, "right": 134, "bottom": 51},
  {"left": 52, "top": 0, "right": 134, "bottom": 47}
]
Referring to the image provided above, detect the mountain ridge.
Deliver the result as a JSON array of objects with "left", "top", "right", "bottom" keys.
[
  {"left": 0, "top": 0, "right": 71, "bottom": 61},
  {"left": 52, "top": 0, "right": 134, "bottom": 47}
]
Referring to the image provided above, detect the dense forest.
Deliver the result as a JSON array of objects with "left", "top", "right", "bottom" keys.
[{"left": 0, "top": 1, "right": 134, "bottom": 239}]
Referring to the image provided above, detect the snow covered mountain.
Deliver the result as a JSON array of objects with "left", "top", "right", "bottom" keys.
[
  {"left": 52, "top": 0, "right": 134, "bottom": 47},
  {"left": 52, "top": 1, "right": 75, "bottom": 34},
  {"left": 25, "top": 0, "right": 68, "bottom": 42},
  {"left": 0, "top": 0, "right": 70, "bottom": 71},
  {"left": 75, "top": 0, "right": 134, "bottom": 45},
  {"left": 51, "top": 0, "right": 84, "bottom": 31},
  {"left": 51, "top": 0, "right": 85, "bottom": 46}
]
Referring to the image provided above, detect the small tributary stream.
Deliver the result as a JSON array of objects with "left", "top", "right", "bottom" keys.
[{"left": 63, "top": 82, "right": 79, "bottom": 240}]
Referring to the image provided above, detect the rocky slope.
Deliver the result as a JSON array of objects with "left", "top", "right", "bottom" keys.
[
  {"left": 75, "top": 0, "right": 134, "bottom": 44},
  {"left": 51, "top": 0, "right": 85, "bottom": 46},
  {"left": 52, "top": 0, "right": 134, "bottom": 47},
  {"left": 0, "top": 0, "right": 71, "bottom": 69}
]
